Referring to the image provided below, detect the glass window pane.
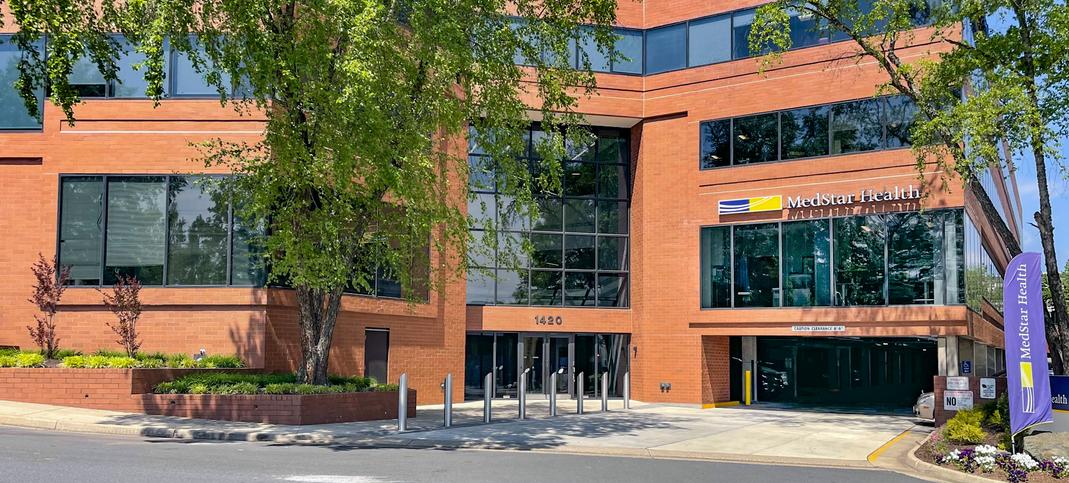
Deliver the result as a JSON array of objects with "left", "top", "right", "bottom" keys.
[
  {"left": 172, "top": 39, "right": 217, "bottom": 96},
  {"left": 611, "top": 29, "right": 643, "bottom": 74},
  {"left": 564, "top": 162, "right": 596, "bottom": 197},
  {"left": 0, "top": 38, "right": 43, "bottom": 129},
  {"left": 530, "top": 270, "right": 563, "bottom": 305},
  {"left": 469, "top": 155, "right": 495, "bottom": 192},
  {"left": 466, "top": 268, "right": 495, "bottom": 305},
  {"left": 645, "top": 23, "right": 686, "bottom": 74},
  {"left": 533, "top": 197, "right": 563, "bottom": 231},
  {"left": 598, "top": 163, "right": 627, "bottom": 199},
  {"left": 111, "top": 37, "right": 164, "bottom": 98},
  {"left": 70, "top": 55, "right": 107, "bottom": 97},
  {"left": 834, "top": 215, "right": 888, "bottom": 305},
  {"left": 230, "top": 209, "right": 264, "bottom": 286},
  {"left": 732, "top": 10, "right": 755, "bottom": 59},
  {"left": 530, "top": 233, "right": 562, "bottom": 268},
  {"left": 782, "top": 219, "right": 831, "bottom": 306},
  {"left": 564, "top": 234, "right": 595, "bottom": 269},
  {"left": 564, "top": 272, "right": 596, "bottom": 306},
  {"left": 688, "top": 14, "right": 731, "bottom": 66},
  {"left": 597, "top": 200, "right": 628, "bottom": 234},
  {"left": 733, "top": 113, "right": 779, "bottom": 165},
  {"left": 166, "top": 176, "right": 228, "bottom": 285},
  {"left": 468, "top": 193, "right": 496, "bottom": 229},
  {"left": 883, "top": 95, "right": 917, "bottom": 149},
  {"left": 376, "top": 267, "right": 402, "bottom": 298},
  {"left": 565, "top": 199, "right": 596, "bottom": 233},
  {"left": 468, "top": 230, "right": 494, "bottom": 267},
  {"left": 497, "top": 195, "right": 531, "bottom": 231},
  {"left": 831, "top": 99, "right": 882, "bottom": 154},
  {"left": 598, "top": 236, "right": 628, "bottom": 270},
  {"left": 596, "top": 135, "right": 627, "bottom": 164},
  {"left": 578, "top": 27, "right": 611, "bottom": 72},
  {"left": 888, "top": 212, "right": 940, "bottom": 305},
  {"left": 789, "top": 9, "right": 831, "bottom": 48},
  {"left": 496, "top": 268, "right": 529, "bottom": 305},
  {"left": 733, "top": 223, "right": 781, "bottom": 307},
  {"left": 700, "top": 119, "right": 731, "bottom": 169},
  {"left": 597, "top": 274, "right": 629, "bottom": 307},
  {"left": 105, "top": 176, "right": 167, "bottom": 285},
  {"left": 781, "top": 106, "right": 829, "bottom": 159},
  {"left": 59, "top": 176, "right": 104, "bottom": 285},
  {"left": 701, "top": 226, "right": 731, "bottom": 308},
  {"left": 497, "top": 231, "right": 528, "bottom": 268}
]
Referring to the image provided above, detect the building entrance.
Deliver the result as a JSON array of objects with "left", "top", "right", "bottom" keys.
[{"left": 464, "top": 332, "right": 630, "bottom": 400}]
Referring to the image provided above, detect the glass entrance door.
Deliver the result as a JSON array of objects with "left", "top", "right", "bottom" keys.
[
  {"left": 521, "top": 336, "right": 544, "bottom": 395},
  {"left": 495, "top": 333, "right": 517, "bottom": 398},
  {"left": 549, "top": 336, "right": 571, "bottom": 394}
]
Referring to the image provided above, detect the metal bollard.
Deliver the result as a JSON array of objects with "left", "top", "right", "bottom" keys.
[
  {"left": 549, "top": 372, "right": 558, "bottom": 417},
  {"left": 601, "top": 372, "right": 609, "bottom": 412},
  {"left": 519, "top": 370, "right": 527, "bottom": 420},
  {"left": 443, "top": 373, "right": 453, "bottom": 428},
  {"left": 577, "top": 372, "right": 584, "bottom": 414},
  {"left": 623, "top": 371, "right": 631, "bottom": 409},
  {"left": 397, "top": 372, "right": 408, "bottom": 432},
  {"left": 483, "top": 372, "right": 492, "bottom": 423}
]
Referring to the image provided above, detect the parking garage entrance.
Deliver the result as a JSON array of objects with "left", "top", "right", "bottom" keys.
[
  {"left": 464, "top": 332, "right": 630, "bottom": 400},
  {"left": 754, "top": 336, "right": 937, "bottom": 409}
]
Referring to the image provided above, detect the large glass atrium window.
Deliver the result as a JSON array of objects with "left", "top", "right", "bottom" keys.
[
  {"left": 781, "top": 219, "right": 831, "bottom": 306},
  {"left": 467, "top": 125, "right": 630, "bottom": 307},
  {"left": 733, "top": 223, "right": 780, "bottom": 307}
]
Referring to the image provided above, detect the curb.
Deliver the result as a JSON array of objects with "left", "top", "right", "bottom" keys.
[{"left": 905, "top": 432, "right": 1001, "bottom": 483}]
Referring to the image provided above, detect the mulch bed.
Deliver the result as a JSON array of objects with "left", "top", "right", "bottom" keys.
[{"left": 917, "top": 437, "right": 1063, "bottom": 483}]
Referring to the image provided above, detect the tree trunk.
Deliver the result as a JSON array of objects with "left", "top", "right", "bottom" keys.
[{"left": 295, "top": 285, "right": 344, "bottom": 385}]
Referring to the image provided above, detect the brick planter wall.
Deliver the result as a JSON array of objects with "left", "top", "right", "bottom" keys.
[
  {"left": 0, "top": 368, "right": 258, "bottom": 411},
  {"left": 140, "top": 389, "right": 417, "bottom": 425},
  {"left": 933, "top": 375, "right": 1008, "bottom": 426}
]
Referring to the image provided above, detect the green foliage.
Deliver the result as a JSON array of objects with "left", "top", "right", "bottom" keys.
[
  {"left": 0, "top": 352, "right": 46, "bottom": 368},
  {"left": 93, "top": 349, "right": 127, "bottom": 358},
  {"left": 193, "top": 355, "right": 244, "bottom": 369},
  {"left": 154, "top": 372, "right": 386, "bottom": 395},
  {"left": 981, "top": 394, "right": 1010, "bottom": 433},
  {"left": 51, "top": 349, "right": 81, "bottom": 359},
  {"left": 62, "top": 352, "right": 244, "bottom": 369},
  {"left": 0, "top": 348, "right": 19, "bottom": 357},
  {"left": 944, "top": 408, "right": 988, "bottom": 444}
]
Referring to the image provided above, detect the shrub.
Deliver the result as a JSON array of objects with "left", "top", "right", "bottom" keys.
[
  {"left": 944, "top": 408, "right": 987, "bottom": 444},
  {"left": 153, "top": 372, "right": 390, "bottom": 395},
  {"left": 194, "top": 355, "right": 244, "bottom": 369},
  {"left": 52, "top": 349, "right": 81, "bottom": 359},
  {"left": 166, "top": 354, "right": 196, "bottom": 368},
  {"left": 0, "top": 355, "right": 15, "bottom": 367},
  {"left": 375, "top": 383, "right": 400, "bottom": 392},
  {"left": 100, "top": 274, "right": 143, "bottom": 357},
  {"left": 14, "top": 353, "right": 46, "bottom": 368},
  {"left": 27, "top": 254, "right": 70, "bottom": 359},
  {"left": 0, "top": 348, "right": 19, "bottom": 357},
  {"left": 62, "top": 355, "right": 87, "bottom": 368},
  {"left": 93, "top": 349, "right": 127, "bottom": 358},
  {"left": 108, "top": 357, "right": 139, "bottom": 368},
  {"left": 85, "top": 355, "right": 112, "bottom": 368},
  {"left": 137, "top": 358, "right": 166, "bottom": 368}
]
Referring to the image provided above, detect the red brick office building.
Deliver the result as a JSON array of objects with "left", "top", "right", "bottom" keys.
[{"left": 0, "top": 1, "right": 1018, "bottom": 407}]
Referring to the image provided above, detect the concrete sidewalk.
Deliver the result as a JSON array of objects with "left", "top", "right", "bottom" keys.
[{"left": 0, "top": 398, "right": 926, "bottom": 469}]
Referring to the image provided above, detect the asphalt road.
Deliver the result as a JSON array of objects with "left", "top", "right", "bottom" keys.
[{"left": 0, "top": 426, "right": 924, "bottom": 483}]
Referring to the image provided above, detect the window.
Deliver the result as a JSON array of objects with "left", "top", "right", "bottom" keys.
[
  {"left": 111, "top": 37, "right": 166, "bottom": 98},
  {"left": 733, "top": 113, "right": 779, "bottom": 165},
  {"left": 700, "top": 226, "right": 731, "bottom": 308},
  {"left": 166, "top": 176, "right": 228, "bottom": 285},
  {"left": 0, "top": 37, "right": 43, "bottom": 130},
  {"left": 688, "top": 14, "right": 731, "bottom": 67},
  {"left": 700, "top": 119, "right": 731, "bottom": 169},
  {"left": 833, "top": 215, "right": 888, "bottom": 306},
  {"left": 781, "top": 106, "right": 829, "bottom": 159},
  {"left": 645, "top": 23, "right": 686, "bottom": 74},
  {"left": 700, "top": 210, "right": 964, "bottom": 308},
  {"left": 172, "top": 36, "right": 249, "bottom": 97},
  {"left": 788, "top": 9, "right": 831, "bottom": 49},
  {"left": 59, "top": 177, "right": 104, "bottom": 285},
  {"left": 733, "top": 223, "right": 780, "bottom": 307},
  {"left": 105, "top": 176, "right": 168, "bottom": 285},
  {"left": 781, "top": 219, "right": 831, "bottom": 306},
  {"left": 612, "top": 29, "right": 643, "bottom": 74},
  {"left": 363, "top": 329, "right": 389, "bottom": 384},
  {"left": 57, "top": 175, "right": 266, "bottom": 287},
  {"left": 731, "top": 10, "right": 755, "bottom": 59},
  {"left": 466, "top": 125, "right": 630, "bottom": 307},
  {"left": 69, "top": 56, "right": 107, "bottom": 97},
  {"left": 831, "top": 99, "right": 882, "bottom": 154},
  {"left": 577, "top": 27, "right": 612, "bottom": 72},
  {"left": 883, "top": 95, "right": 918, "bottom": 148}
]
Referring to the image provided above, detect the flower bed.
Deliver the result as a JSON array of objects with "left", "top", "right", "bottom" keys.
[{"left": 152, "top": 372, "right": 399, "bottom": 395}]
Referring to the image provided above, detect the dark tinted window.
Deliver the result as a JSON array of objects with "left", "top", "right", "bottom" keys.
[
  {"left": 833, "top": 215, "right": 888, "bottom": 306},
  {"left": 105, "top": 176, "right": 167, "bottom": 285},
  {"left": 782, "top": 219, "right": 831, "bottom": 306},
  {"left": 577, "top": 27, "right": 611, "bottom": 72},
  {"left": 612, "top": 29, "right": 643, "bottom": 74},
  {"left": 731, "top": 10, "right": 755, "bottom": 59},
  {"left": 645, "top": 23, "right": 686, "bottom": 74},
  {"left": 166, "top": 176, "right": 228, "bottom": 285},
  {"left": 781, "top": 105, "right": 829, "bottom": 159},
  {"left": 59, "top": 177, "right": 104, "bottom": 285},
  {"left": 700, "top": 226, "right": 731, "bottom": 308},
  {"left": 831, "top": 99, "right": 883, "bottom": 154},
  {"left": 700, "top": 119, "right": 731, "bottom": 169},
  {"left": 883, "top": 95, "right": 917, "bottom": 148},
  {"left": 0, "top": 38, "right": 43, "bottom": 129},
  {"left": 733, "top": 223, "right": 781, "bottom": 307},
  {"left": 733, "top": 113, "right": 779, "bottom": 165}
]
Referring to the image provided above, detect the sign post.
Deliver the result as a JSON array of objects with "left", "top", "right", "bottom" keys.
[{"left": 1003, "top": 253, "right": 1054, "bottom": 449}]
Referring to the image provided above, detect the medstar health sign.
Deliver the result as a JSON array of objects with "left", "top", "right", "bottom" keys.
[{"left": 1003, "top": 252, "right": 1054, "bottom": 435}]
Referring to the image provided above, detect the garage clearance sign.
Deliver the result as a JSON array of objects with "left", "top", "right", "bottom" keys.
[{"left": 1003, "top": 252, "right": 1054, "bottom": 436}]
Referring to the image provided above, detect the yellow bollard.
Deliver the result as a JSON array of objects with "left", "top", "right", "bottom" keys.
[{"left": 744, "top": 370, "right": 752, "bottom": 405}]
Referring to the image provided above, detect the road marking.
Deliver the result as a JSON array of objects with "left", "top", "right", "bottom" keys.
[
  {"left": 866, "top": 428, "right": 913, "bottom": 463},
  {"left": 282, "top": 476, "right": 393, "bottom": 483}
]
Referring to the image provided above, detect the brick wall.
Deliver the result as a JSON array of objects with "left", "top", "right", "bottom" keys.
[
  {"left": 141, "top": 389, "right": 417, "bottom": 425},
  {"left": 933, "top": 375, "right": 1008, "bottom": 426},
  {"left": 700, "top": 336, "right": 731, "bottom": 404}
]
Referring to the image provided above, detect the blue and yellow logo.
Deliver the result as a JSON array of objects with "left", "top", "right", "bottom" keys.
[
  {"left": 1021, "top": 362, "right": 1036, "bottom": 413},
  {"left": 718, "top": 196, "right": 783, "bottom": 215}
]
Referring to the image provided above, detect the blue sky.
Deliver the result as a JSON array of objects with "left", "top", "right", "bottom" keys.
[{"left": 1013, "top": 145, "right": 1069, "bottom": 269}]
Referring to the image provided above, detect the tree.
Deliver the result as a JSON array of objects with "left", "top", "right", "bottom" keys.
[
  {"left": 750, "top": 0, "right": 1069, "bottom": 374},
  {"left": 26, "top": 253, "right": 70, "bottom": 359},
  {"left": 101, "top": 274, "right": 144, "bottom": 358},
  {"left": 4, "top": 0, "right": 620, "bottom": 383}
]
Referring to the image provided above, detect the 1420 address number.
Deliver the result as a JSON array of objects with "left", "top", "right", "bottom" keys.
[{"left": 534, "top": 315, "right": 563, "bottom": 326}]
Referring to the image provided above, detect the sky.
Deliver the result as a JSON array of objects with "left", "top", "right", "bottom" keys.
[{"left": 1013, "top": 145, "right": 1069, "bottom": 270}]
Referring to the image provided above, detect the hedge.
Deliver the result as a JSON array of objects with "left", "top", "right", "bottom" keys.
[{"left": 154, "top": 372, "right": 400, "bottom": 395}]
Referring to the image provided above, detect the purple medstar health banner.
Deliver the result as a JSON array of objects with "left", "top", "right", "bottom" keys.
[{"left": 1003, "top": 252, "right": 1054, "bottom": 435}]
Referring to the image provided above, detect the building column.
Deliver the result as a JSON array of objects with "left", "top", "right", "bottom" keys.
[{"left": 938, "top": 336, "right": 960, "bottom": 376}]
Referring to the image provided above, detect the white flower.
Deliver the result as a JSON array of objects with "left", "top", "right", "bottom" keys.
[
  {"left": 946, "top": 449, "right": 962, "bottom": 461},
  {"left": 1010, "top": 453, "right": 1039, "bottom": 470},
  {"left": 1053, "top": 456, "right": 1069, "bottom": 466},
  {"left": 975, "top": 455, "right": 997, "bottom": 472},
  {"left": 974, "top": 445, "right": 999, "bottom": 457}
]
